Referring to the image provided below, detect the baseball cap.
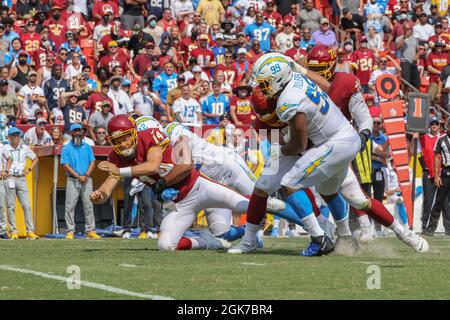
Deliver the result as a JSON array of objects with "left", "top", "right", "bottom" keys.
[
  {"left": 0, "top": 79, "right": 8, "bottom": 86},
  {"left": 8, "top": 127, "right": 23, "bottom": 136},
  {"left": 51, "top": 5, "right": 62, "bottom": 11},
  {"left": 199, "top": 34, "right": 209, "bottom": 41},
  {"left": 215, "top": 33, "right": 224, "bottom": 40},
  {"left": 321, "top": 18, "right": 330, "bottom": 25},
  {"left": 238, "top": 32, "right": 246, "bottom": 37},
  {"left": 28, "top": 70, "right": 38, "bottom": 77},
  {"left": 18, "top": 50, "right": 28, "bottom": 56},
  {"left": 122, "top": 79, "right": 131, "bottom": 86},
  {"left": 133, "top": 24, "right": 142, "bottom": 33},
  {"left": 294, "top": 34, "right": 302, "bottom": 41},
  {"left": 430, "top": 116, "right": 439, "bottom": 124},
  {"left": 108, "top": 40, "right": 118, "bottom": 47},
  {"left": 237, "top": 48, "right": 247, "bottom": 55},
  {"left": 342, "top": 7, "right": 350, "bottom": 15},
  {"left": 361, "top": 36, "right": 368, "bottom": 42},
  {"left": 145, "top": 41, "right": 155, "bottom": 48},
  {"left": 192, "top": 66, "right": 202, "bottom": 73},
  {"left": 435, "top": 21, "right": 443, "bottom": 27},
  {"left": 147, "top": 15, "right": 157, "bottom": 22},
  {"left": 70, "top": 123, "right": 83, "bottom": 132},
  {"left": 399, "top": 13, "right": 408, "bottom": 20},
  {"left": 219, "top": 114, "right": 230, "bottom": 121},
  {"left": 284, "top": 18, "right": 293, "bottom": 25},
  {"left": 102, "top": 100, "right": 111, "bottom": 106},
  {"left": 36, "top": 117, "right": 47, "bottom": 125},
  {"left": 177, "top": 74, "right": 185, "bottom": 81}
]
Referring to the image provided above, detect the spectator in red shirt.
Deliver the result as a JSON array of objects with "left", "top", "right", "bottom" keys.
[
  {"left": 263, "top": 0, "right": 282, "bottom": 31},
  {"left": 42, "top": 6, "right": 66, "bottom": 51},
  {"left": 419, "top": 117, "right": 450, "bottom": 234},
  {"left": 157, "top": 8, "right": 177, "bottom": 33},
  {"left": 92, "top": 0, "right": 119, "bottom": 23},
  {"left": 133, "top": 42, "right": 156, "bottom": 77},
  {"left": 189, "top": 33, "right": 216, "bottom": 77},
  {"left": 246, "top": 39, "right": 263, "bottom": 65},
  {"left": 235, "top": 48, "right": 252, "bottom": 84},
  {"left": 352, "top": 36, "right": 377, "bottom": 93},
  {"left": 21, "top": 19, "right": 41, "bottom": 57},
  {"left": 285, "top": 34, "right": 306, "bottom": 63},
  {"left": 216, "top": 51, "right": 239, "bottom": 88},
  {"left": 98, "top": 40, "right": 130, "bottom": 77},
  {"left": 428, "top": 22, "right": 450, "bottom": 49},
  {"left": 426, "top": 41, "right": 449, "bottom": 102},
  {"left": 230, "top": 84, "right": 253, "bottom": 126},
  {"left": 85, "top": 81, "right": 114, "bottom": 115}
]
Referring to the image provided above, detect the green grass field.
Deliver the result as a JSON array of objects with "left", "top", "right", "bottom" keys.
[{"left": 0, "top": 236, "right": 449, "bottom": 300}]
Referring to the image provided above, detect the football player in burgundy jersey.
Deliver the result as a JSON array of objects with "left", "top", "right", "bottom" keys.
[{"left": 91, "top": 115, "right": 281, "bottom": 251}]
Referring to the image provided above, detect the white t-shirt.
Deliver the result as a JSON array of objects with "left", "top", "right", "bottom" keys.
[
  {"left": 131, "top": 91, "right": 156, "bottom": 116},
  {"left": 6, "top": 142, "right": 37, "bottom": 175},
  {"left": 17, "top": 85, "right": 45, "bottom": 121},
  {"left": 172, "top": 97, "right": 202, "bottom": 124},
  {"left": 413, "top": 23, "right": 435, "bottom": 42},
  {"left": 275, "top": 33, "right": 295, "bottom": 53},
  {"left": 107, "top": 89, "right": 133, "bottom": 115},
  {"left": 65, "top": 63, "right": 83, "bottom": 83},
  {"left": 23, "top": 127, "right": 52, "bottom": 146},
  {"left": 51, "top": 107, "right": 65, "bottom": 126}
]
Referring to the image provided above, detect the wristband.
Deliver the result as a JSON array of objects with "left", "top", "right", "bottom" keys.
[{"left": 119, "top": 167, "right": 132, "bottom": 177}]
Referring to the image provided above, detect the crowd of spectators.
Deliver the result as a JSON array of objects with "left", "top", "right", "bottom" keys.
[{"left": 0, "top": 0, "right": 449, "bottom": 238}]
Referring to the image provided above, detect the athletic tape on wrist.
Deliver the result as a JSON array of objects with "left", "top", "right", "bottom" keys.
[{"left": 119, "top": 167, "right": 132, "bottom": 178}]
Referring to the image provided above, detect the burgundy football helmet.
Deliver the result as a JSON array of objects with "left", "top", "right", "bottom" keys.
[
  {"left": 306, "top": 45, "right": 337, "bottom": 81},
  {"left": 107, "top": 114, "right": 138, "bottom": 157}
]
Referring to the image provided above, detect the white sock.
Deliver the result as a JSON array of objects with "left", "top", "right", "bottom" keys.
[
  {"left": 243, "top": 222, "right": 259, "bottom": 243},
  {"left": 357, "top": 215, "right": 372, "bottom": 228},
  {"left": 388, "top": 220, "right": 405, "bottom": 235},
  {"left": 301, "top": 214, "right": 324, "bottom": 238},
  {"left": 335, "top": 218, "right": 352, "bottom": 236}
]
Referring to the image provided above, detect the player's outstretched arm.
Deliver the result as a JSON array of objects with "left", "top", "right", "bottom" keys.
[
  {"left": 291, "top": 61, "right": 331, "bottom": 93},
  {"left": 90, "top": 175, "right": 120, "bottom": 205}
]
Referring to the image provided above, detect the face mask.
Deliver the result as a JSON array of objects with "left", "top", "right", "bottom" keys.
[
  {"left": 72, "top": 135, "right": 82, "bottom": 146},
  {"left": 53, "top": 14, "right": 60, "bottom": 20},
  {"left": 361, "top": 42, "right": 368, "bottom": 48},
  {"left": 150, "top": 20, "right": 157, "bottom": 28},
  {"left": 18, "top": 58, "right": 27, "bottom": 65},
  {"left": 103, "top": 16, "right": 110, "bottom": 24},
  {"left": 344, "top": 44, "right": 353, "bottom": 51}
]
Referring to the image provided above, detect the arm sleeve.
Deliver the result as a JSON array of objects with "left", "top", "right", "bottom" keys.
[{"left": 348, "top": 91, "right": 373, "bottom": 133}]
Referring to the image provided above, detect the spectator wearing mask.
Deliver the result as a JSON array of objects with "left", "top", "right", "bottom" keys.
[
  {"left": 352, "top": 37, "right": 377, "bottom": 93},
  {"left": 312, "top": 18, "right": 338, "bottom": 48},
  {"left": 427, "top": 41, "right": 449, "bottom": 103},
  {"left": 143, "top": 15, "right": 164, "bottom": 47},
  {"left": 420, "top": 117, "right": 449, "bottom": 234},
  {"left": 299, "top": 0, "right": 323, "bottom": 33},
  {"left": 396, "top": 23, "right": 420, "bottom": 92},
  {"left": 94, "top": 126, "right": 109, "bottom": 146},
  {"left": 17, "top": 70, "right": 45, "bottom": 124},
  {"left": 426, "top": 120, "right": 450, "bottom": 236},
  {"left": 0, "top": 79, "right": 20, "bottom": 118},
  {"left": 88, "top": 100, "right": 114, "bottom": 144},
  {"left": 107, "top": 76, "right": 133, "bottom": 116},
  {"left": 23, "top": 117, "right": 52, "bottom": 146},
  {"left": 132, "top": 79, "right": 160, "bottom": 117},
  {"left": 201, "top": 80, "right": 230, "bottom": 125},
  {"left": 173, "top": 84, "right": 202, "bottom": 125},
  {"left": 5, "top": 127, "right": 39, "bottom": 240},
  {"left": 61, "top": 123, "right": 100, "bottom": 240}
]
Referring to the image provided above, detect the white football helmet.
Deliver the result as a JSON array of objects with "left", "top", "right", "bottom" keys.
[
  {"left": 251, "top": 52, "right": 293, "bottom": 97},
  {"left": 135, "top": 115, "right": 163, "bottom": 132}
]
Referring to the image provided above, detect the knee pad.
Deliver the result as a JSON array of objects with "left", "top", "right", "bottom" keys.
[{"left": 285, "top": 190, "right": 313, "bottom": 219}]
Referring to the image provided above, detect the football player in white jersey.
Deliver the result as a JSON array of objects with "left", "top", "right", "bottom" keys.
[{"left": 229, "top": 52, "right": 429, "bottom": 256}]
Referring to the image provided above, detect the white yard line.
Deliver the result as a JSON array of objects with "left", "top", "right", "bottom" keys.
[
  {"left": 0, "top": 265, "right": 174, "bottom": 300},
  {"left": 119, "top": 263, "right": 137, "bottom": 268},
  {"left": 240, "top": 262, "right": 267, "bottom": 266}
]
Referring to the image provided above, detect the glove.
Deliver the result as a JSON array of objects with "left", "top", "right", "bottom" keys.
[
  {"left": 359, "top": 129, "right": 371, "bottom": 152},
  {"left": 152, "top": 178, "right": 168, "bottom": 195},
  {"left": 160, "top": 188, "right": 179, "bottom": 202}
]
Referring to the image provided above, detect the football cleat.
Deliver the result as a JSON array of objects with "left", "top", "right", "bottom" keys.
[
  {"left": 334, "top": 235, "right": 359, "bottom": 256},
  {"left": 198, "top": 230, "right": 231, "bottom": 250},
  {"left": 300, "top": 235, "right": 334, "bottom": 257},
  {"left": 147, "top": 231, "right": 158, "bottom": 239},
  {"left": 256, "top": 232, "right": 264, "bottom": 248},
  {"left": 397, "top": 228, "right": 429, "bottom": 253},
  {"left": 227, "top": 238, "right": 258, "bottom": 254},
  {"left": 10, "top": 233, "right": 19, "bottom": 240},
  {"left": 65, "top": 232, "right": 74, "bottom": 240},
  {"left": 122, "top": 231, "right": 131, "bottom": 239},
  {"left": 138, "top": 231, "right": 148, "bottom": 239},
  {"left": 87, "top": 231, "right": 101, "bottom": 240},
  {"left": 26, "top": 232, "right": 39, "bottom": 240},
  {"left": 359, "top": 225, "right": 376, "bottom": 244}
]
